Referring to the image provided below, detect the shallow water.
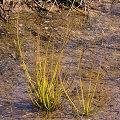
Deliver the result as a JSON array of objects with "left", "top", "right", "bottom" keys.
[{"left": 0, "top": 0, "right": 120, "bottom": 119}]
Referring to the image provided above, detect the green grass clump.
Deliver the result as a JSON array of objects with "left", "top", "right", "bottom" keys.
[{"left": 17, "top": 12, "right": 74, "bottom": 111}]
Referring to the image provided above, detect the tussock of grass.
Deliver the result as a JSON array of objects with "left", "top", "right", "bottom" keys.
[{"left": 17, "top": 11, "right": 75, "bottom": 111}]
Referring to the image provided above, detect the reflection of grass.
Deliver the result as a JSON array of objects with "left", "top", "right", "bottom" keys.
[
  {"left": 17, "top": 10, "right": 74, "bottom": 111},
  {"left": 62, "top": 31, "right": 104, "bottom": 116}
]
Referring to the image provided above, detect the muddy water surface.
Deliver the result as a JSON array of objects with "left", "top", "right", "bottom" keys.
[{"left": 0, "top": 0, "right": 120, "bottom": 119}]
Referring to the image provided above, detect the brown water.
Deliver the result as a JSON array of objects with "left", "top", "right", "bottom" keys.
[{"left": 0, "top": 0, "right": 120, "bottom": 119}]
